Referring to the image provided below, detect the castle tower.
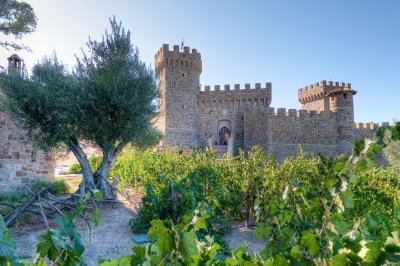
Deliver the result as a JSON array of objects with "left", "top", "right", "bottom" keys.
[
  {"left": 325, "top": 82, "right": 357, "bottom": 142},
  {"left": 154, "top": 44, "right": 202, "bottom": 148},
  {"left": 7, "top": 54, "right": 22, "bottom": 76},
  {"left": 298, "top": 81, "right": 357, "bottom": 152}
]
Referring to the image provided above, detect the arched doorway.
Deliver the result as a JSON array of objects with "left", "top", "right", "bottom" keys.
[{"left": 219, "top": 127, "right": 230, "bottom": 145}]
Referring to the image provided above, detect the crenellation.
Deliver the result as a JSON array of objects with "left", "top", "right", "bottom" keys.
[
  {"left": 224, "top": 84, "right": 230, "bottom": 91},
  {"left": 234, "top": 84, "right": 240, "bottom": 90},
  {"left": 298, "top": 109, "right": 308, "bottom": 118},
  {"left": 215, "top": 85, "right": 220, "bottom": 91},
  {"left": 245, "top": 83, "right": 250, "bottom": 90},
  {"left": 277, "top": 108, "right": 286, "bottom": 116},
  {"left": 287, "top": 109, "right": 297, "bottom": 117},
  {"left": 255, "top": 83, "right": 261, "bottom": 89}
]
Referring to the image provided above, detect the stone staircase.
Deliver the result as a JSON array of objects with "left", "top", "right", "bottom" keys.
[{"left": 213, "top": 145, "right": 228, "bottom": 159}]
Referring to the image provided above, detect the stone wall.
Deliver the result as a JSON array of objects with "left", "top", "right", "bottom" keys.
[
  {"left": 354, "top": 122, "right": 381, "bottom": 141},
  {"left": 0, "top": 112, "right": 54, "bottom": 192},
  {"left": 242, "top": 106, "right": 348, "bottom": 161}
]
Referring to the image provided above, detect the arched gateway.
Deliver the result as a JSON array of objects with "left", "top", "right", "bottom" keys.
[{"left": 219, "top": 127, "right": 230, "bottom": 145}]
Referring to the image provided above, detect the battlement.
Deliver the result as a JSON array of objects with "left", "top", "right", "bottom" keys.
[
  {"left": 243, "top": 106, "right": 338, "bottom": 121},
  {"left": 201, "top": 82, "right": 272, "bottom": 91},
  {"left": 298, "top": 80, "right": 353, "bottom": 104},
  {"left": 354, "top": 122, "right": 391, "bottom": 129},
  {"left": 154, "top": 44, "right": 202, "bottom": 75},
  {"left": 197, "top": 82, "right": 272, "bottom": 107}
]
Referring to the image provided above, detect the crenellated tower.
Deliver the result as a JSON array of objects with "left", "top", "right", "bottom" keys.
[
  {"left": 298, "top": 81, "right": 357, "bottom": 150},
  {"left": 154, "top": 44, "right": 202, "bottom": 148}
]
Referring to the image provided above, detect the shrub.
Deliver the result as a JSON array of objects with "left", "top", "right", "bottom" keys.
[
  {"left": 67, "top": 155, "right": 103, "bottom": 174},
  {"left": 68, "top": 162, "right": 82, "bottom": 174},
  {"left": 30, "top": 179, "right": 69, "bottom": 195}
]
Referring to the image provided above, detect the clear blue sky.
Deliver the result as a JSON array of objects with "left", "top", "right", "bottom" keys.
[{"left": 1, "top": 0, "right": 399, "bottom": 123}]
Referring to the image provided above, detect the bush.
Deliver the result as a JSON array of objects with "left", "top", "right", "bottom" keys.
[
  {"left": 30, "top": 179, "right": 69, "bottom": 195},
  {"left": 67, "top": 155, "right": 103, "bottom": 174},
  {"left": 68, "top": 163, "right": 82, "bottom": 174}
]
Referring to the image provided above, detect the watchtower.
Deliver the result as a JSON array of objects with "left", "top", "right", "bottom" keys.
[
  {"left": 154, "top": 44, "right": 202, "bottom": 148},
  {"left": 7, "top": 54, "right": 22, "bottom": 76}
]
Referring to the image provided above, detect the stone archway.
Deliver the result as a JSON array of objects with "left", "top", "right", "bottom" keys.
[{"left": 219, "top": 126, "right": 230, "bottom": 145}]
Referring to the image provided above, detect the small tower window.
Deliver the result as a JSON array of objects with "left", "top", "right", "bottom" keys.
[
  {"left": 343, "top": 93, "right": 348, "bottom": 99},
  {"left": 182, "top": 105, "right": 184, "bottom": 110},
  {"left": 182, "top": 73, "right": 185, "bottom": 77},
  {"left": 205, "top": 133, "right": 207, "bottom": 137},
  {"left": 174, "top": 81, "right": 176, "bottom": 85},
  {"left": 241, "top": 115, "right": 244, "bottom": 121},
  {"left": 344, "top": 116, "right": 347, "bottom": 122},
  {"left": 236, "top": 133, "right": 239, "bottom": 138}
]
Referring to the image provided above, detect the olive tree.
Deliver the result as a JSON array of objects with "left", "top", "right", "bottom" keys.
[
  {"left": 0, "top": 17, "right": 161, "bottom": 199},
  {"left": 0, "top": 0, "right": 37, "bottom": 50}
]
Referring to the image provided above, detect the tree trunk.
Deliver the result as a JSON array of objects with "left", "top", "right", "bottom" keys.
[
  {"left": 67, "top": 138, "right": 96, "bottom": 197},
  {"left": 67, "top": 138, "right": 128, "bottom": 200}
]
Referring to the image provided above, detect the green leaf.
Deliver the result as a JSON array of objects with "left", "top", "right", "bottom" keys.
[
  {"left": 300, "top": 230, "right": 320, "bottom": 256},
  {"left": 385, "top": 244, "right": 400, "bottom": 253},
  {"left": 148, "top": 220, "right": 174, "bottom": 254},
  {"left": 130, "top": 246, "right": 147, "bottom": 265},
  {"left": 341, "top": 190, "right": 355, "bottom": 210},
  {"left": 368, "top": 143, "right": 382, "bottom": 156},
  {"left": 365, "top": 241, "right": 383, "bottom": 263},
  {"left": 354, "top": 140, "right": 365, "bottom": 156},
  {"left": 253, "top": 223, "right": 272, "bottom": 240},
  {"left": 343, "top": 238, "right": 362, "bottom": 253},
  {"left": 332, "top": 215, "right": 348, "bottom": 235},
  {"left": 290, "top": 245, "right": 303, "bottom": 260},
  {"left": 178, "top": 232, "right": 198, "bottom": 258},
  {"left": 330, "top": 253, "right": 349, "bottom": 266}
]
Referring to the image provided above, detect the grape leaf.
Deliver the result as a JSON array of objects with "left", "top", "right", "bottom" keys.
[
  {"left": 178, "top": 232, "right": 198, "bottom": 258},
  {"left": 330, "top": 253, "right": 349, "bottom": 266},
  {"left": 148, "top": 220, "right": 174, "bottom": 254},
  {"left": 341, "top": 190, "right": 355, "bottom": 210},
  {"left": 301, "top": 230, "right": 320, "bottom": 256}
]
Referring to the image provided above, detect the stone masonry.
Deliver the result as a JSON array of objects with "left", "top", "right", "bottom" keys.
[
  {"left": 154, "top": 44, "right": 387, "bottom": 161},
  {"left": 0, "top": 55, "right": 54, "bottom": 192}
]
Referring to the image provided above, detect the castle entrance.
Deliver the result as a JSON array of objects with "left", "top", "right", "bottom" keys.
[{"left": 219, "top": 127, "right": 230, "bottom": 145}]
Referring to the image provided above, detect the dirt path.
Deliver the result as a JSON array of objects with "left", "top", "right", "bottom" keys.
[
  {"left": 13, "top": 193, "right": 141, "bottom": 265},
  {"left": 12, "top": 189, "right": 266, "bottom": 265}
]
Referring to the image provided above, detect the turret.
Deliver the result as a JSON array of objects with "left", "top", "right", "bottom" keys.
[
  {"left": 298, "top": 80, "right": 357, "bottom": 151},
  {"left": 7, "top": 54, "right": 22, "bottom": 76},
  {"left": 326, "top": 83, "right": 357, "bottom": 141},
  {"left": 154, "top": 44, "right": 202, "bottom": 148}
]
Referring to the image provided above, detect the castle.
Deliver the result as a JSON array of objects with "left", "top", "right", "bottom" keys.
[{"left": 154, "top": 44, "right": 386, "bottom": 161}]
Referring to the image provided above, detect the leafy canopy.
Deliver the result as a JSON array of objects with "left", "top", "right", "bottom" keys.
[{"left": 0, "top": 0, "right": 37, "bottom": 50}]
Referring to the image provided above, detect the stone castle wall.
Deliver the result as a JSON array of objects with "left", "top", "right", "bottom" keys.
[
  {"left": 0, "top": 112, "right": 54, "bottom": 192},
  {"left": 242, "top": 106, "right": 348, "bottom": 161}
]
